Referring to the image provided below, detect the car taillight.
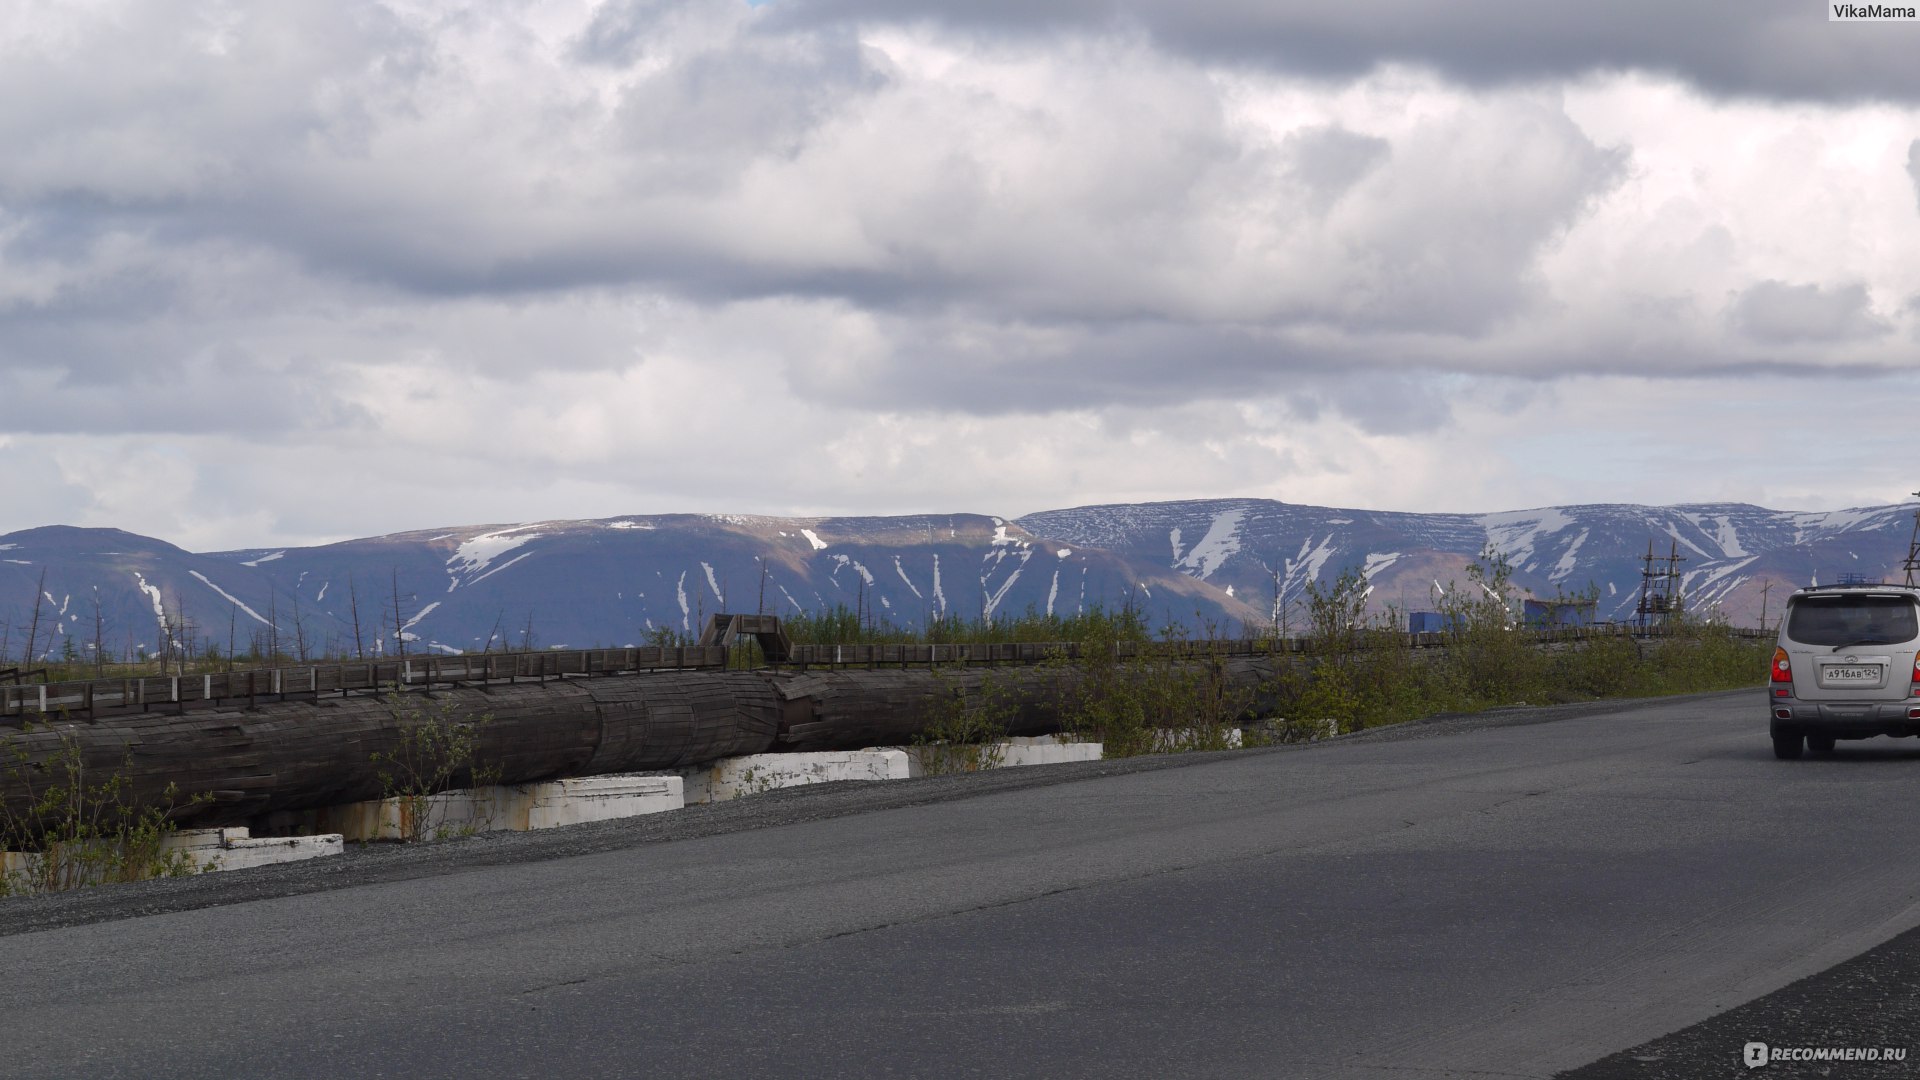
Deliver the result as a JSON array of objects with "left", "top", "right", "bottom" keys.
[
  {"left": 1910, "top": 651, "right": 1920, "bottom": 696},
  {"left": 1771, "top": 647, "right": 1792, "bottom": 684}
]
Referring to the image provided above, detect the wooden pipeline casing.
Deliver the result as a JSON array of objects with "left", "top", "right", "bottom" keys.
[
  {"left": 0, "top": 655, "right": 1300, "bottom": 831},
  {"left": 0, "top": 671, "right": 783, "bottom": 829}
]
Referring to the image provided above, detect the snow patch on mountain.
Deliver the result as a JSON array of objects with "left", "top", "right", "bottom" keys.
[
  {"left": 893, "top": 556, "right": 923, "bottom": 599},
  {"left": 462, "top": 551, "right": 537, "bottom": 592},
  {"left": 448, "top": 529, "right": 542, "bottom": 590},
  {"left": 1480, "top": 508, "right": 1573, "bottom": 569},
  {"left": 1720, "top": 518, "right": 1751, "bottom": 557},
  {"left": 132, "top": 572, "right": 165, "bottom": 631},
  {"left": 800, "top": 529, "right": 828, "bottom": 551},
  {"left": 981, "top": 549, "right": 1032, "bottom": 619},
  {"left": 932, "top": 554, "right": 946, "bottom": 616},
  {"left": 1662, "top": 524, "right": 1710, "bottom": 560},
  {"left": 401, "top": 601, "right": 441, "bottom": 637},
  {"left": 241, "top": 551, "right": 284, "bottom": 567},
  {"left": 1685, "top": 555, "right": 1759, "bottom": 593},
  {"left": 983, "top": 569, "right": 1023, "bottom": 619},
  {"left": 675, "top": 571, "right": 690, "bottom": 631},
  {"left": 1790, "top": 505, "right": 1909, "bottom": 545},
  {"left": 606, "top": 520, "right": 652, "bottom": 530},
  {"left": 701, "top": 562, "right": 725, "bottom": 606},
  {"left": 1047, "top": 569, "right": 1060, "bottom": 615},
  {"left": 1175, "top": 509, "right": 1244, "bottom": 580},
  {"left": 1362, "top": 553, "right": 1401, "bottom": 580},
  {"left": 1551, "top": 530, "right": 1590, "bottom": 582},
  {"left": 1280, "top": 535, "right": 1338, "bottom": 602},
  {"left": 188, "top": 571, "right": 269, "bottom": 627}
]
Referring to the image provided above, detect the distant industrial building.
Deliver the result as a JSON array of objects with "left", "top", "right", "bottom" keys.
[{"left": 1523, "top": 597, "right": 1599, "bottom": 629}]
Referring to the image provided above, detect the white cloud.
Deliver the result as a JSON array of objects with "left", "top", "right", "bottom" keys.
[{"left": 3, "top": 2, "right": 1919, "bottom": 550}]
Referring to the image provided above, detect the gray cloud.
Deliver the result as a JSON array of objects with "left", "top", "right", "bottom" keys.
[
  {"left": 1281, "top": 125, "right": 1390, "bottom": 212},
  {"left": 1909, "top": 138, "right": 1920, "bottom": 212},
  {"left": 779, "top": 0, "right": 1920, "bottom": 103},
  {"left": 0, "top": 1, "right": 1915, "bottom": 552},
  {"left": 1730, "top": 280, "right": 1890, "bottom": 343}
]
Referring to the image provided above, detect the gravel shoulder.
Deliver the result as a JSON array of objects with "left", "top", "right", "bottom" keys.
[{"left": 0, "top": 689, "right": 1747, "bottom": 939}]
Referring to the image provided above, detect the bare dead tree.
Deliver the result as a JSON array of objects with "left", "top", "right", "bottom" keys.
[
  {"left": 266, "top": 593, "right": 280, "bottom": 662},
  {"left": 227, "top": 602, "right": 238, "bottom": 672},
  {"left": 389, "top": 568, "right": 408, "bottom": 659},
  {"left": 347, "top": 575, "right": 366, "bottom": 660},
  {"left": 21, "top": 567, "right": 47, "bottom": 667},
  {"left": 90, "top": 586, "right": 109, "bottom": 672},
  {"left": 160, "top": 605, "right": 180, "bottom": 676},
  {"left": 173, "top": 593, "right": 197, "bottom": 675},
  {"left": 291, "top": 591, "right": 309, "bottom": 662}
]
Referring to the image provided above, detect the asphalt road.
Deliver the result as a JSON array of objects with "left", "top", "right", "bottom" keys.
[{"left": 2, "top": 689, "right": 1918, "bottom": 1079}]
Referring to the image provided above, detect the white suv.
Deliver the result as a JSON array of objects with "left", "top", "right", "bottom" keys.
[{"left": 1769, "top": 584, "right": 1920, "bottom": 759}]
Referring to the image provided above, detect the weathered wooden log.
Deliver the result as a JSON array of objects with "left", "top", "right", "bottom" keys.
[
  {"left": 771, "top": 666, "right": 1079, "bottom": 752},
  {"left": 0, "top": 653, "right": 1304, "bottom": 834},
  {"left": 0, "top": 672, "right": 783, "bottom": 831},
  {"left": 771, "top": 655, "right": 1298, "bottom": 752}
]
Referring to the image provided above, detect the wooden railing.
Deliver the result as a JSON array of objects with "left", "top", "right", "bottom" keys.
[
  {"left": 0, "top": 646, "right": 728, "bottom": 721},
  {"left": 0, "top": 617, "right": 1766, "bottom": 720}
]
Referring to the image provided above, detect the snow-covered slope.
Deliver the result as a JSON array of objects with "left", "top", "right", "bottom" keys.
[
  {"left": 1, "top": 498, "right": 1913, "bottom": 661},
  {"left": 1015, "top": 499, "right": 1919, "bottom": 628}
]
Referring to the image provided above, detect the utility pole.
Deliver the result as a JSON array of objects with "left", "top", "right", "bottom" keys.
[{"left": 1904, "top": 489, "right": 1920, "bottom": 587}]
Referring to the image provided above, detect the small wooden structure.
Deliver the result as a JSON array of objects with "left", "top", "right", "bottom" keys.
[{"left": 697, "top": 614, "right": 793, "bottom": 662}]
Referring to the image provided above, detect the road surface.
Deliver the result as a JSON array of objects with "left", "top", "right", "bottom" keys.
[{"left": 1, "top": 689, "right": 1916, "bottom": 1078}]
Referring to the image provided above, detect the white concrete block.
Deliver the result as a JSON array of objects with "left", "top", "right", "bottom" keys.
[
  {"left": 890, "top": 735, "right": 1103, "bottom": 776},
  {"left": 999, "top": 735, "right": 1104, "bottom": 767},
  {"left": 314, "top": 774, "right": 686, "bottom": 841},
  {"left": 1, "top": 827, "right": 343, "bottom": 890},
  {"left": 525, "top": 775, "right": 682, "bottom": 829},
  {"left": 162, "top": 827, "right": 345, "bottom": 872},
  {"left": 681, "top": 751, "right": 911, "bottom": 804}
]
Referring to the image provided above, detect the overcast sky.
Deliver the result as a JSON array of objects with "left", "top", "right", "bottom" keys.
[{"left": 4, "top": 0, "right": 1919, "bottom": 551}]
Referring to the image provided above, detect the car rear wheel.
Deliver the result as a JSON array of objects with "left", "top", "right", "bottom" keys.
[
  {"left": 1807, "top": 734, "right": 1837, "bottom": 754},
  {"left": 1773, "top": 732, "right": 1805, "bottom": 760}
]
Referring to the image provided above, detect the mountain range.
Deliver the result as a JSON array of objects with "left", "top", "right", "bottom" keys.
[{"left": 2, "top": 498, "right": 1916, "bottom": 663}]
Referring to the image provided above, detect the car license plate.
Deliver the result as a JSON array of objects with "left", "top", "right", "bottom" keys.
[{"left": 1823, "top": 664, "right": 1881, "bottom": 684}]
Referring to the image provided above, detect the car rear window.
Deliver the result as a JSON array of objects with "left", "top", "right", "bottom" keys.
[{"left": 1785, "top": 595, "right": 1920, "bottom": 647}]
